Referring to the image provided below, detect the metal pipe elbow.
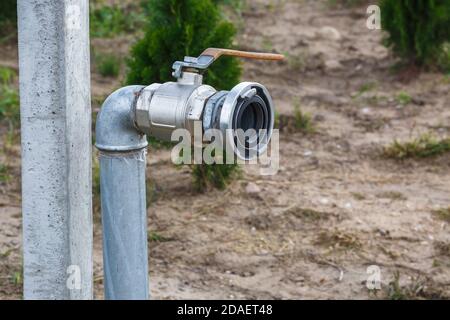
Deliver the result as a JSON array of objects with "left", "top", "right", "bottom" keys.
[{"left": 95, "top": 86, "right": 148, "bottom": 152}]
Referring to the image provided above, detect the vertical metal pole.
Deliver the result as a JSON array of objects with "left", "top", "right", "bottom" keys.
[
  {"left": 95, "top": 86, "right": 149, "bottom": 300},
  {"left": 18, "top": 0, "right": 92, "bottom": 299},
  {"left": 99, "top": 150, "right": 149, "bottom": 300}
]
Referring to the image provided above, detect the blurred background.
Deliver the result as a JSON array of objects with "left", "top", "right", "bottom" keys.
[{"left": 0, "top": 0, "right": 449, "bottom": 299}]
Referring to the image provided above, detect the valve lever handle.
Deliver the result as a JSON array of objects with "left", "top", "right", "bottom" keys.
[
  {"left": 200, "top": 48, "right": 285, "bottom": 62},
  {"left": 172, "top": 47, "right": 284, "bottom": 79}
]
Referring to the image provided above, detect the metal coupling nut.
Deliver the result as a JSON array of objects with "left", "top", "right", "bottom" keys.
[{"left": 134, "top": 83, "right": 161, "bottom": 133}]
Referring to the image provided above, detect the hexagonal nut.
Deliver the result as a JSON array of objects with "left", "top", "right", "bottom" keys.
[{"left": 134, "top": 83, "right": 161, "bottom": 133}]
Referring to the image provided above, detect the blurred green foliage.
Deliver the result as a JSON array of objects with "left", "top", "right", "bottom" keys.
[
  {"left": 90, "top": 2, "right": 146, "bottom": 38},
  {"left": 213, "top": 0, "right": 246, "bottom": 15},
  {"left": 327, "top": 0, "right": 367, "bottom": 7},
  {"left": 381, "top": 0, "right": 450, "bottom": 69},
  {"left": 438, "top": 42, "right": 450, "bottom": 72},
  {"left": 96, "top": 53, "right": 121, "bottom": 78},
  {"left": 0, "top": 0, "right": 17, "bottom": 25},
  {"left": 0, "top": 0, "right": 17, "bottom": 37},
  {"left": 0, "top": 67, "right": 20, "bottom": 127},
  {"left": 126, "top": 0, "right": 242, "bottom": 90},
  {"left": 384, "top": 133, "right": 450, "bottom": 159},
  {"left": 191, "top": 151, "right": 240, "bottom": 191}
]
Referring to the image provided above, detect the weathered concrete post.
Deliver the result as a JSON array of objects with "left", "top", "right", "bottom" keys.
[{"left": 18, "top": 0, "right": 92, "bottom": 299}]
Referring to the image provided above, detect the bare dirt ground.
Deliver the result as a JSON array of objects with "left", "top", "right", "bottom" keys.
[{"left": 1, "top": 0, "right": 450, "bottom": 299}]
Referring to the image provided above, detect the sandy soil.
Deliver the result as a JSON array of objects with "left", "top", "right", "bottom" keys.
[{"left": 1, "top": 0, "right": 450, "bottom": 299}]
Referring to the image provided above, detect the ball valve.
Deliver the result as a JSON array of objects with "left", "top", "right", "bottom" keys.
[
  {"left": 95, "top": 48, "right": 283, "bottom": 300},
  {"left": 133, "top": 48, "right": 284, "bottom": 159}
]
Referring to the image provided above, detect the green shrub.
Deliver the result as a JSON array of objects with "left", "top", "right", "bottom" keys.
[
  {"left": 90, "top": 3, "right": 146, "bottom": 38},
  {"left": 96, "top": 53, "right": 121, "bottom": 78},
  {"left": 384, "top": 133, "right": 450, "bottom": 159},
  {"left": 147, "top": 136, "right": 175, "bottom": 150},
  {"left": 0, "top": 0, "right": 17, "bottom": 25},
  {"left": 381, "top": 0, "right": 450, "bottom": 68},
  {"left": 126, "top": 0, "right": 242, "bottom": 90},
  {"left": 0, "top": 67, "right": 20, "bottom": 127},
  {"left": 0, "top": 163, "right": 11, "bottom": 183},
  {"left": 396, "top": 91, "right": 412, "bottom": 105},
  {"left": 0, "top": 0, "right": 17, "bottom": 36},
  {"left": 438, "top": 42, "right": 450, "bottom": 72},
  {"left": 293, "top": 99, "right": 315, "bottom": 134},
  {"left": 213, "top": 0, "right": 246, "bottom": 15},
  {"left": 191, "top": 151, "right": 240, "bottom": 192},
  {"left": 127, "top": 0, "right": 242, "bottom": 191},
  {"left": 327, "top": 0, "right": 368, "bottom": 8}
]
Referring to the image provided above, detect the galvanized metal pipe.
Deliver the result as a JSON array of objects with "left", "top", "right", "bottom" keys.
[
  {"left": 95, "top": 58, "right": 277, "bottom": 300},
  {"left": 18, "top": 0, "right": 92, "bottom": 299},
  {"left": 95, "top": 86, "right": 149, "bottom": 300}
]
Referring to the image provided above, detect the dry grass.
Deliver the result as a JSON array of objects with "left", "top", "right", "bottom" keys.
[
  {"left": 434, "top": 241, "right": 450, "bottom": 257},
  {"left": 315, "top": 229, "right": 362, "bottom": 250},
  {"left": 432, "top": 207, "right": 450, "bottom": 223},
  {"left": 388, "top": 271, "right": 446, "bottom": 300},
  {"left": 377, "top": 191, "right": 406, "bottom": 200},
  {"left": 284, "top": 207, "right": 330, "bottom": 222},
  {"left": 384, "top": 134, "right": 450, "bottom": 159}
]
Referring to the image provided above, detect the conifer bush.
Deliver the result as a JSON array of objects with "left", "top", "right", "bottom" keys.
[
  {"left": 126, "top": 0, "right": 241, "bottom": 90},
  {"left": 127, "top": 0, "right": 242, "bottom": 192},
  {"left": 0, "top": 0, "right": 16, "bottom": 23},
  {"left": 0, "top": 0, "right": 17, "bottom": 33},
  {"left": 380, "top": 0, "right": 450, "bottom": 69}
]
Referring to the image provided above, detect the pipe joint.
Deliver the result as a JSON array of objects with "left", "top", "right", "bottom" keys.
[{"left": 95, "top": 86, "right": 148, "bottom": 152}]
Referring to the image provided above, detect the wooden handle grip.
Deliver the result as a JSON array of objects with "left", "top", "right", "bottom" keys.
[{"left": 201, "top": 48, "right": 284, "bottom": 62}]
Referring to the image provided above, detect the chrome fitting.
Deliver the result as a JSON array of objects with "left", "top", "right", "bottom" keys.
[{"left": 132, "top": 48, "right": 283, "bottom": 159}]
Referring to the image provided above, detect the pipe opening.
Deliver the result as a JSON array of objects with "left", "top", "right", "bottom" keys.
[
  {"left": 232, "top": 94, "right": 271, "bottom": 158},
  {"left": 202, "top": 83, "right": 275, "bottom": 160}
]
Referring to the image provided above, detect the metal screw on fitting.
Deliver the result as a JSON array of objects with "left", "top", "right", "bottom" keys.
[
  {"left": 134, "top": 83, "right": 161, "bottom": 134},
  {"left": 203, "top": 91, "right": 229, "bottom": 132}
]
